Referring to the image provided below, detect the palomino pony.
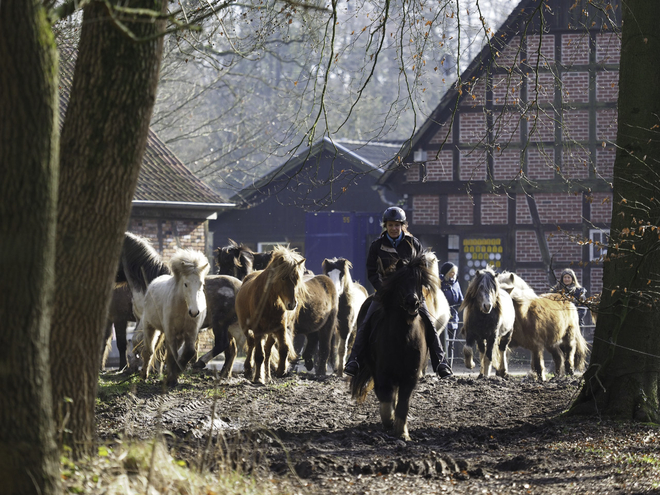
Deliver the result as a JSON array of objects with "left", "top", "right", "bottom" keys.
[
  {"left": 351, "top": 251, "right": 440, "bottom": 441},
  {"left": 322, "top": 257, "right": 368, "bottom": 376},
  {"left": 460, "top": 266, "right": 515, "bottom": 378},
  {"left": 139, "top": 249, "right": 210, "bottom": 386},
  {"left": 497, "top": 271, "right": 589, "bottom": 381},
  {"left": 235, "top": 246, "right": 308, "bottom": 384}
]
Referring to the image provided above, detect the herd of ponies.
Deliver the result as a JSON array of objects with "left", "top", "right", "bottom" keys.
[{"left": 107, "top": 233, "right": 591, "bottom": 439}]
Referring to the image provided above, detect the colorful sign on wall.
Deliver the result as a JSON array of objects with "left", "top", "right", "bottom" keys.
[{"left": 461, "top": 237, "right": 503, "bottom": 282}]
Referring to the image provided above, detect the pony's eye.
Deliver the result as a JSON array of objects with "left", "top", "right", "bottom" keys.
[{"left": 184, "top": 283, "right": 188, "bottom": 288}]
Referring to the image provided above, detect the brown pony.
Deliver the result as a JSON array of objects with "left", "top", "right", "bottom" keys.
[
  {"left": 497, "top": 271, "right": 590, "bottom": 381},
  {"left": 235, "top": 246, "right": 308, "bottom": 384}
]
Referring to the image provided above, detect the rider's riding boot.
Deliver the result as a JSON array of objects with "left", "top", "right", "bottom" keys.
[
  {"left": 420, "top": 307, "right": 453, "bottom": 379},
  {"left": 344, "top": 301, "right": 377, "bottom": 377}
]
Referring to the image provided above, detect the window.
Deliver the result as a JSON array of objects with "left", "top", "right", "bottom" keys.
[{"left": 589, "top": 228, "right": 609, "bottom": 261}]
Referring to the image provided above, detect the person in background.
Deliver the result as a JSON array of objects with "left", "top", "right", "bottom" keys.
[
  {"left": 440, "top": 262, "right": 463, "bottom": 361},
  {"left": 343, "top": 206, "right": 453, "bottom": 379},
  {"left": 551, "top": 268, "right": 587, "bottom": 325}
]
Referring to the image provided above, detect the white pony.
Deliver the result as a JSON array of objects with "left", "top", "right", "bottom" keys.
[
  {"left": 322, "top": 258, "right": 369, "bottom": 376},
  {"left": 139, "top": 249, "right": 210, "bottom": 386}
]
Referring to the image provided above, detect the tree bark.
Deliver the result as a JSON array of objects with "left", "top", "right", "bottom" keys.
[
  {"left": 51, "top": 0, "right": 166, "bottom": 456},
  {"left": 569, "top": 0, "right": 660, "bottom": 421},
  {"left": 0, "top": 1, "right": 61, "bottom": 493}
]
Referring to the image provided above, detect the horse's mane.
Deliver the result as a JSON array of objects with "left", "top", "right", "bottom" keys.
[
  {"left": 169, "top": 249, "right": 210, "bottom": 278},
  {"left": 376, "top": 251, "right": 440, "bottom": 308},
  {"left": 461, "top": 265, "right": 498, "bottom": 309},
  {"left": 119, "top": 232, "right": 170, "bottom": 292}
]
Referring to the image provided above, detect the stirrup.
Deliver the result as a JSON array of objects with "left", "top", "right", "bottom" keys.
[{"left": 344, "top": 359, "right": 359, "bottom": 377}]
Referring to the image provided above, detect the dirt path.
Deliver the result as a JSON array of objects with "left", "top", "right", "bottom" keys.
[{"left": 96, "top": 370, "right": 660, "bottom": 494}]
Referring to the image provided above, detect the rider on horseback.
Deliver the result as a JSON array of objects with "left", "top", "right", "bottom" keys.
[{"left": 343, "top": 206, "right": 453, "bottom": 379}]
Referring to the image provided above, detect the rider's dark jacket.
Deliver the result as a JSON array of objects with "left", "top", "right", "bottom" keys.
[{"left": 366, "top": 231, "right": 423, "bottom": 292}]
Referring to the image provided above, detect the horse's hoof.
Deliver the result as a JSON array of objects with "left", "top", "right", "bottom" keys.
[{"left": 192, "top": 361, "right": 206, "bottom": 370}]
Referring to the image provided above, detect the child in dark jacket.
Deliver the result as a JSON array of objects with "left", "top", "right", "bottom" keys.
[{"left": 440, "top": 262, "right": 464, "bottom": 358}]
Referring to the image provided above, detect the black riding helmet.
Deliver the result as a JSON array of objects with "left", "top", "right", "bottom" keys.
[{"left": 382, "top": 206, "right": 407, "bottom": 225}]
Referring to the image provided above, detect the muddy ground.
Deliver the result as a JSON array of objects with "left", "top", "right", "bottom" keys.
[{"left": 96, "top": 364, "right": 660, "bottom": 494}]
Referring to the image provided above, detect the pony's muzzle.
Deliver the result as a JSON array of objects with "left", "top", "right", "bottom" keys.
[{"left": 481, "top": 303, "right": 493, "bottom": 314}]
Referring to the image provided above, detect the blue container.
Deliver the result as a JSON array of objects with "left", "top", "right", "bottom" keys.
[{"left": 305, "top": 211, "right": 382, "bottom": 290}]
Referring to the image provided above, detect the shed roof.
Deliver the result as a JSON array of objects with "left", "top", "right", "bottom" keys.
[{"left": 232, "top": 136, "right": 401, "bottom": 206}]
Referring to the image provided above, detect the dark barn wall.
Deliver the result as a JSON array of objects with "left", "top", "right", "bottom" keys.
[{"left": 210, "top": 148, "right": 393, "bottom": 258}]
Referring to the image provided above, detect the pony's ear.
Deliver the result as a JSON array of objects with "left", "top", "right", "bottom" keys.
[
  {"left": 229, "top": 238, "right": 238, "bottom": 247},
  {"left": 297, "top": 258, "right": 306, "bottom": 267}
]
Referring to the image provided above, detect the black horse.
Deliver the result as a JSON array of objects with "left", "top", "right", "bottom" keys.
[
  {"left": 350, "top": 251, "right": 440, "bottom": 440},
  {"left": 214, "top": 239, "right": 254, "bottom": 280}
]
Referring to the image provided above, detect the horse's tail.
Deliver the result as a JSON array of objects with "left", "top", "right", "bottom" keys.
[
  {"left": 350, "top": 367, "right": 374, "bottom": 403},
  {"left": 573, "top": 327, "right": 590, "bottom": 371}
]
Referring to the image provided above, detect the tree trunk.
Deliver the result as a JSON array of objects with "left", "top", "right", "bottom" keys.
[
  {"left": 569, "top": 0, "right": 660, "bottom": 421},
  {"left": 0, "top": 1, "right": 61, "bottom": 493},
  {"left": 51, "top": 0, "right": 166, "bottom": 456}
]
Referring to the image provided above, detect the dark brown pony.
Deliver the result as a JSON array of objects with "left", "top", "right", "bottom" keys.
[
  {"left": 322, "top": 257, "right": 368, "bottom": 376},
  {"left": 351, "top": 251, "right": 440, "bottom": 440},
  {"left": 235, "top": 246, "right": 308, "bottom": 384},
  {"left": 288, "top": 274, "right": 339, "bottom": 376},
  {"left": 215, "top": 239, "right": 254, "bottom": 280},
  {"left": 498, "top": 271, "right": 590, "bottom": 381},
  {"left": 102, "top": 284, "right": 135, "bottom": 370},
  {"left": 459, "top": 266, "right": 515, "bottom": 378},
  {"left": 193, "top": 275, "right": 245, "bottom": 377}
]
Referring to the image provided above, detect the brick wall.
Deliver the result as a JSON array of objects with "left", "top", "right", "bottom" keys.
[
  {"left": 493, "top": 148, "right": 521, "bottom": 180},
  {"left": 426, "top": 149, "right": 453, "bottom": 181},
  {"left": 492, "top": 74, "right": 523, "bottom": 105},
  {"left": 561, "top": 146, "right": 591, "bottom": 180},
  {"left": 460, "top": 79, "right": 487, "bottom": 108},
  {"left": 515, "top": 268, "right": 550, "bottom": 294},
  {"left": 596, "top": 71, "right": 619, "bottom": 101},
  {"left": 596, "top": 108, "right": 617, "bottom": 142},
  {"left": 561, "top": 33, "right": 590, "bottom": 66},
  {"left": 405, "top": 165, "right": 421, "bottom": 182},
  {"left": 589, "top": 192, "right": 613, "bottom": 223},
  {"left": 527, "top": 147, "right": 555, "bottom": 180},
  {"left": 562, "top": 72, "right": 590, "bottom": 103},
  {"left": 527, "top": 34, "right": 555, "bottom": 67},
  {"left": 413, "top": 195, "right": 439, "bottom": 225},
  {"left": 527, "top": 109, "right": 555, "bottom": 142},
  {"left": 516, "top": 231, "right": 543, "bottom": 262},
  {"left": 527, "top": 72, "right": 556, "bottom": 105},
  {"left": 546, "top": 230, "right": 583, "bottom": 262},
  {"left": 497, "top": 36, "right": 521, "bottom": 68},
  {"left": 595, "top": 147, "right": 615, "bottom": 179},
  {"left": 562, "top": 109, "right": 590, "bottom": 142},
  {"left": 127, "top": 218, "right": 208, "bottom": 261},
  {"left": 459, "top": 148, "right": 487, "bottom": 181},
  {"left": 535, "top": 193, "right": 582, "bottom": 223},
  {"left": 596, "top": 33, "right": 621, "bottom": 65},
  {"left": 447, "top": 195, "right": 474, "bottom": 225},
  {"left": 492, "top": 111, "right": 521, "bottom": 143},
  {"left": 430, "top": 124, "right": 453, "bottom": 145},
  {"left": 459, "top": 112, "right": 487, "bottom": 143},
  {"left": 481, "top": 194, "right": 508, "bottom": 224}
]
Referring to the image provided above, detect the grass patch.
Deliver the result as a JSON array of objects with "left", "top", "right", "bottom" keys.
[{"left": 61, "top": 438, "right": 298, "bottom": 495}]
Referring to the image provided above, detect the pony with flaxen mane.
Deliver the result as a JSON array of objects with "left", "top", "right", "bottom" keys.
[
  {"left": 497, "top": 271, "right": 589, "bottom": 381},
  {"left": 460, "top": 266, "right": 515, "bottom": 378},
  {"left": 139, "top": 249, "right": 210, "bottom": 387},
  {"left": 322, "top": 258, "right": 369, "bottom": 376},
  {"left": 351, "top": 251, "right": 440, "bottom": 440},
  {"left": 235, "top": 246, "right": 308, "bottom": 384}
]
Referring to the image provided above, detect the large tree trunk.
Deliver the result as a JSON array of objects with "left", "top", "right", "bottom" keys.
[
  {"left": 51, "top": 0, "right": 166, "bottom": 456},
  {"left": 569, "top": 0, "right": 660, "bottom": 421},
  {"left": 0, "top": 1, "right": 61, "bottom": 493}
]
